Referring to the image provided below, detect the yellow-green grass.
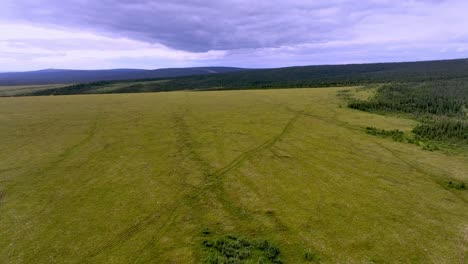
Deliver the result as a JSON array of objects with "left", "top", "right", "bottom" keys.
[
  {"left": 0, "top": 88, "right": 467, "bottom": 263},
  {"left": 0, "top": 84, "right": 67, "bottom": 97},
  {"left": 82, "top": 80, "right": 170, "bottom": 94}
]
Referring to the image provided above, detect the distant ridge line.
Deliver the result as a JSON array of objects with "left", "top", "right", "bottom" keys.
[{"left": 0, "top": 67, "right": 247, "bottom": 85}]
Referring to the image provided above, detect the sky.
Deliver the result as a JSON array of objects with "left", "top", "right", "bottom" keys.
[{"left": 1, "top": 0, "right": 468, "bottom": 71}]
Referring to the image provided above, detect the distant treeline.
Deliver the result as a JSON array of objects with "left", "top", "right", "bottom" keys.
[
  {"left": 30, "top": 81, "right": 112, "bottom": 96},
  {"left": 349, "top": 80, "right": 468, "bottom": 143},
  {"left": 19, "top": 58, "right": 468, "bottom": 96},
  {"left": 0, "top": 67, "right": 245, "bottom": 85},
  {"left": 348, "top": 80, "right": 468, "bottom": 116}
]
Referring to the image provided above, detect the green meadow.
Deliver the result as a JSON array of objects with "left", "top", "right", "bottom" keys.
[
  {"left": 0, "top": 84, "right": 67, "bottom": 97},
  {"left": 1, "top": 88, "right": 467, "bottom": 263}
]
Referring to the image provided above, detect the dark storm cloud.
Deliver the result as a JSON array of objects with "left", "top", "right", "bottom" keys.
[
  {"left": 2, "top": 0, "right": 400, "bottom": 52},
  {"left": 2, "top": 0, "right": 468, "bottom": 71}
]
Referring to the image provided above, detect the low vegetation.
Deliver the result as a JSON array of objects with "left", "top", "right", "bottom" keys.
[
  {"left": 202, "top": 235, "right": 282, "bottom": 263},
  {"left": 364, "top": 126, "right": 441, "bottom": 151},
  {"left": 447, "top": 180, "right": 466, "bottom": 190},
  {"left": 365, "top": 127, "right": 405, "bottom": 142},
  {"left": 0, "top": 84, "right": 67, "bottom": 97},
  {"left": 1, "top": 88, "right": 467, "bottom": 263},
  {"left": 303, "top": 249, "right": 321, "bottom": 263}
]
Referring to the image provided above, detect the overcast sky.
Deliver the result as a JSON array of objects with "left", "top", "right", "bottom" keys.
[{"left": 1, "top": 0, "right": 468, "bottom": 71}]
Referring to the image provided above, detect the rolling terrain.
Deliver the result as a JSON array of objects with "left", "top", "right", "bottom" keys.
[
  {"left": 0, "top": 84, "right": 68, "bottom": 97},
  {"left": 4, "top": 58, "right": 468, "bottom": 97},
  {"left": 1, "top": 87, "right": 467, "bottom": 263},
  {"left": 0, "top": 67, "right": 245, "bottom": 86}
]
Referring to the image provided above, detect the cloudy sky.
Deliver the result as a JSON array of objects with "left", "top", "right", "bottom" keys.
[{"left": 1, "top": 0, "right": 468, "bottom": 71}]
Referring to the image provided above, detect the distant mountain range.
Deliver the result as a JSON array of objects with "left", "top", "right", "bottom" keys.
[
  {"left": 0, "top": 67, "right": 246, "bottom": 85},
  {"left": 4, "top": 58, "right": 468, "bottom": 97}
]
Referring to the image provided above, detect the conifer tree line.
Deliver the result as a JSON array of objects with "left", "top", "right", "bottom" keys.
[{"left": 349, "top": 79, "right": 468, "bottom": 142}]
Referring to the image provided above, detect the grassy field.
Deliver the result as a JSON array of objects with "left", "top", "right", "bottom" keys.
[
  {"left": 0, "top": 88, "right": 467, "bottom": 263},
  {"left": 0, "top": 84, "right": 68, "bottom": 97},
  {"left": 0, "top": 80, "right": 174, "bottom": 97},
  {"left": 81, "top": 80, "right": 171, "bottom": 94}
]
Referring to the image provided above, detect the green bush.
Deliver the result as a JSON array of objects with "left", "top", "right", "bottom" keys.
[
  {"left": 202, "top": 235, "right": 282, "bottom": 264},
  {"left": 447, "top": 181, "right": 466, "bottom": 190},
  {"left": 365, "top": 127, "right": 405, "bottom": 142},
  {"left": 304, "top": 249, "right": 321, "bottom": 263}
]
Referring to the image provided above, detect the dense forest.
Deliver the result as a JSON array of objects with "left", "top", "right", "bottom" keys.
[{"left": 349, "top": 79, "right": 468, "bottom": 144}]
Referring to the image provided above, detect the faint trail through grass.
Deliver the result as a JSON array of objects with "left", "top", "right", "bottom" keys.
[
  {"left": 459, "top": 226, "right": 468, "bottom": 264},
  {"left": 4, "top": 89, "right": 466, "bottom": 263},
  {"left": 133, "top": 109, "right": 300, "bottom": 263}
]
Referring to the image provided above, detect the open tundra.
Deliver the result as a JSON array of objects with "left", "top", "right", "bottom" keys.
[{"left": 1, "top": 88, "right": 467, "bottom": 263}]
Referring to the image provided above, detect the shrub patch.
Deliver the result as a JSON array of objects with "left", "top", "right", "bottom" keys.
[{"left": 202, "top": 235, "right": 282, "bottom": 263}]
